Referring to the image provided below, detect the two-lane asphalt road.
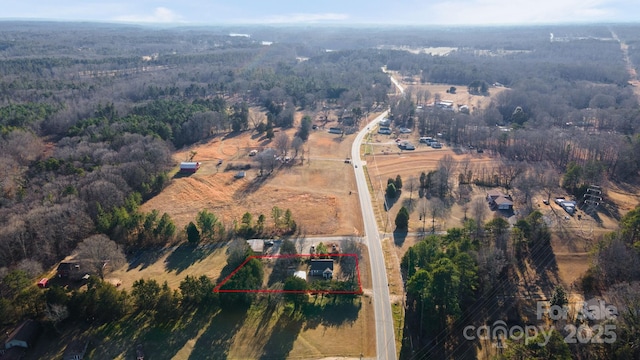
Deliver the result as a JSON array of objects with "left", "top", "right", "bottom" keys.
[{"left": 352, "top": 111, "right": 397, "bottom": 360}]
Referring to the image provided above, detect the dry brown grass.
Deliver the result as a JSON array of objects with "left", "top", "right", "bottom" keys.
[
  {"left": 130, "top": 112, "right": 379, "bottom": 359},
  {"left": 106, "top": 245, "right": 228, "bottom": 290},
  {"left": 141, "top": 120, "right": 363, "bottom": 236}
]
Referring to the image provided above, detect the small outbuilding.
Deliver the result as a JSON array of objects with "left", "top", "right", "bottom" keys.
[
  {"left": 179, "top": 162, "right": 201, "bottom": 173},
  {"left": 293, "top": 271, "right": 307, "bottom": 282},
  {"left": 246, "top": 239, "right": 265, "bottom": 254},
  {"left": 556, "top": 199, "right": 577, "bottom": 215},
  {"left": 37, "top": 278, "right": 49, "bottom": 288}
]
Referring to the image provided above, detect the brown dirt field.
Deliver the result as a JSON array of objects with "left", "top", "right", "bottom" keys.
[
  {"left": 554, "top": 252, "right": 591, "bottom": 288},
  {"left": 603, "top": 182, "right": 640, "bottom": 215},
  {"left": 141, "top": 120, "right": 366, "bottom": 236},
  {"left": 224, "top": 297, "right": 375, "bottom": 360}
]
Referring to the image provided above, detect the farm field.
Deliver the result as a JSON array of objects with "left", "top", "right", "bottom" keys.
[{"left": 141, "top": 114, "right": 366, "bottom": 237}]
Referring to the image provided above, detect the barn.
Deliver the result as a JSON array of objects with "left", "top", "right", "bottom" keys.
[{"left": 179, "top": 162, "right": 200, "bottom": 173}]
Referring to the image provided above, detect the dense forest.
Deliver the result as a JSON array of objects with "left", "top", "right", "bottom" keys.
[{"left": 1, "top": 21, "right": 640, "bottom": 359}]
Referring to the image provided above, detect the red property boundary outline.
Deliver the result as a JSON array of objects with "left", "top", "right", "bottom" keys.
[{"left": 214, "top": 253, "right": 363, "bottom": 294}]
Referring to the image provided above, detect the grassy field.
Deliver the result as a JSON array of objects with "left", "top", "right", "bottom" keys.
[
  {"left": 140, "top": 112, "right": 366, "bottom": 236},
  {"left": 75, "top": 296, "right": 373, "bottom": 360}
]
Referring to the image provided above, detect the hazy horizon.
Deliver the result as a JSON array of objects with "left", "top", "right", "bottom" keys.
[{"left": 0, "top": 0, "right": 639, "bottom": 27}]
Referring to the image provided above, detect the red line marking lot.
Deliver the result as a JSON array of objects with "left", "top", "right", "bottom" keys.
[{"left": 214, "top": 253, "right": 363, "bottom": 294}]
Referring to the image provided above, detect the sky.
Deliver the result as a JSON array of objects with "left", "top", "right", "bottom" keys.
[{"left": 0, "top": 0, "right": 639, "bottom": 26}]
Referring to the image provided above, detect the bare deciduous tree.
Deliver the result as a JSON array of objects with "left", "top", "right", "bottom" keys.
[
  {"left": 255, "top": 148, "right": 278, "bottom": 175},
  {"left": 419, "top": 197, "right": 429, "bottom": 233},
  {"left": 0, "top": 130, "right": 45, "bottom": 165},
  {"left": 16, "top": 259, "right": 43, "bottom": 278},
  {"left": 248, "top": 108, "right": 266, "bottom": 131},
  {"left": 514, "top": 170, "right": 540, "bottom": 214},
  {"left": 428, "top": 198, "right": 447, "bottom": 233},
  {"left": 74, "top": 234, "right": 126, "bottom": 280},
  {"left": 274, "top": 131, "right": 291, "bottom": 156},
  {"left": 406, "top": 176, "right": 418, "bottom": 208},
  {"left": 498, "top": 161, "right": 524, "bottom": 190},
  {"left": 541, "top": 168, "right": 560, "bottom": 203},
  {"left": 339, "top": 237, "right": 362, "bottom": 280},
  {"left": 471, "top": 197, "right": 487, "bottom": 239},
  {"left": 291, "top": 136, "right": 304, "bottom": 159},
  {"left": 478, "top": 248, "right": 507, "bottom": 293}
]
